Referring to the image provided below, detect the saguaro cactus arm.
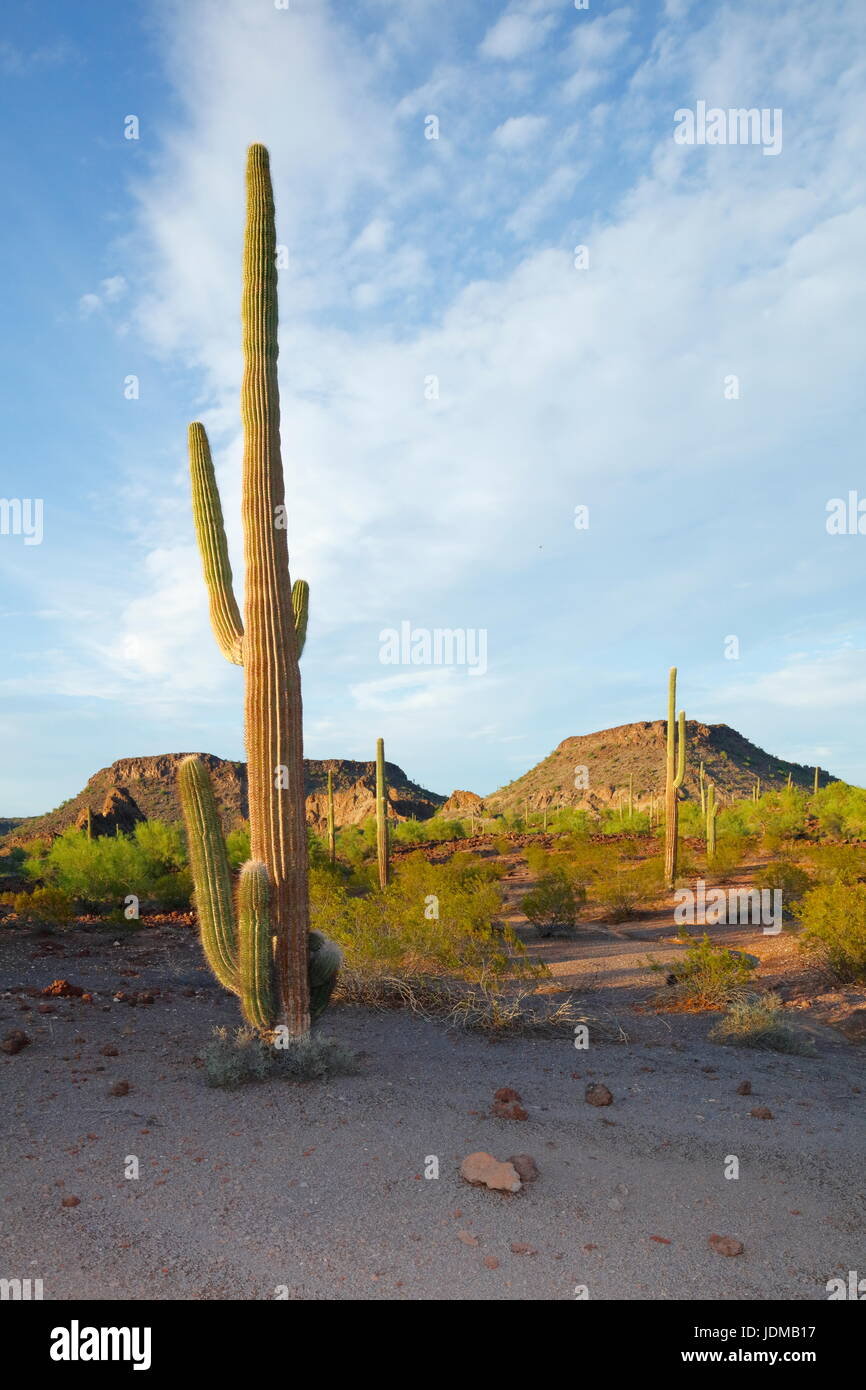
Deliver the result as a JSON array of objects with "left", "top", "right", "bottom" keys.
[
  {"left": 188, "top": 423, "right": 245, "bottom": 666},
  {"left": 178, "top": 756, "right": 239, "bottom": 992},
  {"left": 188, "top": 422, "right": 310, "bottom": 665},
  {"left": 237, "top": 860, "right": 275, "bottom": 1031}
]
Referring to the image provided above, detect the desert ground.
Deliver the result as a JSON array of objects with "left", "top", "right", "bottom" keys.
[{"left": 2, "top": 837, "right": 863, "bottom": 1302}]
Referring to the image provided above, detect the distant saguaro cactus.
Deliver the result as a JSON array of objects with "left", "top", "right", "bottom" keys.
[
  {"left": 664, "top": 667, "right": 686, "bottom": 889},
  {"left": 178, "top": 145, "right": 339, "bottom": 1036},
  {"left": 376, "top": 738, "right": 389, "bottom": 889},
  {"left": 699, "top": 761, "right": 706, "bottom": 815},
  {"left": 813, "top": 766, "right": 819, "bottom": 796},
  {"left": 706, "top": 781, "right": 718, "bottom": 859},
  {"left": 327, "top": 768, "right": 336, "bottom": 865}
]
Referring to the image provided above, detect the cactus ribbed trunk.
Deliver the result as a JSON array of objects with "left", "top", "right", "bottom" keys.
[
  {"left": 376, "top": 738, "right": 389, "bottom": 890},
  {"left": 241, "top": 145, "right": 310, "bottom": 1035},
  {"left": 327, "top": 768, "right": 336, "bottom": 865},
  {"left": 664, "top": 667, "right": 686, "bottom": 890},
  {"left": 813, "top": 766, "right": 819, "bottom": 796}
]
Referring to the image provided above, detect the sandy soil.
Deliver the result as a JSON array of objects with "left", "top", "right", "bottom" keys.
[{"left": 1, "top": 892, "right": 864, "bottom": 1301}]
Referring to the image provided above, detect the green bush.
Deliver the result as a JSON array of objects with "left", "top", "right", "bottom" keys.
[
  {"left": 655, "top": 932, "right": 755, "bottom": 1009},
  {"left": 12, "top": 886, "right": 75, "bottom": 927},
  {"left": 24, "top": 820, "right": 193, "bottom": 910},
  {"left": 794, "top": 881, "right": 866, "bottom": 981},
  {"left": 521, "top": 869, "right": 585, "bottom": 937},
  {"left": 309, "top": 854, "right": 536, "bottom": 984},
  {"left": 754, "top": 860, "right": 812, "bottom": 903}
]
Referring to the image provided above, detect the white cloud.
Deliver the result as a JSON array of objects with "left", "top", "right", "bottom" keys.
[
  {"left": 492, "top": 114, "right": 548, "bottom": 150},
  {"left": 479, "top": 10, "right": 555, "bottom": 62}
]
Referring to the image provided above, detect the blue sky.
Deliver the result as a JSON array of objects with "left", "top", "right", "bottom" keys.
[{"left": 1, "top": 0, "right": 865, "bottom": 815}]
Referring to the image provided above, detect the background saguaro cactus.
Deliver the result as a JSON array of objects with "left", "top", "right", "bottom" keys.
[
  {"left": 376, "top": 737, "right": 389, "bottom": 889},
  {"left": 664, "top": 667, "right": 686, "bottom": 889},
  {"left": 179, "top": 144, "right": 338, "bottom": 1036},
  {"left": 706, "top": 781, "right": 718, "bottom": 859},
  {"left": 327, "top": 768, "right": 336, "bottom": 865}
]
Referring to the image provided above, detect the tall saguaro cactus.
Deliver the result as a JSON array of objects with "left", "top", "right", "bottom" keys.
[
  {"left": 376, "top": 738, "right": 389, "bottom": 889},
  {"left": 813, "top": 766, "right": 819, "bottom": 796},
  {"left": 179, "top": 144, "right": 338, "bottom": 1036},
  {"left": 327, "top": 768, "right": 336, "bottom": 866},
  {"left": 664, "top": 667, "right": 686, "bottom": 889},
  {"left": 706, "top": 781, "right": 718, "bottom": 859}
]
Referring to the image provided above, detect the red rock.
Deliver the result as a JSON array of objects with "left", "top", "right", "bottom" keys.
[
  {"left": 457, "top": 1230, "right": 479, "bottom": 1246},
  {"left": 585, "top": 1083, "right": 613, "bottom": 1107},
  {"left": 99, "top": 1045, "right": 119, "bottom": 1057},
  {"left": 491, "top": 1100, "right": 528, "bottom": 1121},
  {"left": 494, "top": 1087, "right": 522, "bottom": 1103},
  {"left": 61, "top": 1196, "right": 81, "bottom": 1208},
  {"left": 1, "top": 1029, "right": 31, "bottom": 1055},
  {"left": 650, "top": 1235, "right": 672, "bottom": 1244},
  {"left": 37, "top": 1003, "right": 55, "bottom": 1014},
  {"left": 510, "top": 1242, "right": 537, "bottom": 1256},
  {"left": 459, "top": 1152, "right": 522, "bottom": 1193},
  {"left": 108, "top": 1080, "right": 130, "bottom": 1097},
  {"left": 508, "top": 1154, "right": 539, "bottom": 1183},
  {"left": 750, "top": 1106, "right": 773, "bottom": 1119},
  {"left": 42, "top": 979, "right": 84, "bottom": 998},
  {"left": 736, "top": 1080, "right": 752, "bottom": 1095},
  {"left": 483, "top": 1256, "right": 500, "bottom": 1269},
  {"left": 708, "top": 1234, "right": 744, "bottom": 1257}
]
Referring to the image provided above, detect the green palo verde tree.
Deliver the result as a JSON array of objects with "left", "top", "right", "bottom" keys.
[
  {"left": 178, "top": 144, "right": 340, "bottom": 1036},
  {"left": 664, "top": 667, "right": 686, "bottom": 889}
]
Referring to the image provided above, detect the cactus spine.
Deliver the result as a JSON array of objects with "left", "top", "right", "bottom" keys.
[
  {"left": 376, "top": 737, "right": 389, "bottom": 889},
  {"left": 327, "top": 768, "right": 336, "bottom": 865},
  {"left": 664, "top": 667, "right": 686, "bottom": 889},
  {"left": 179, "top": 144, "right": 338, "bottom": 1036}
]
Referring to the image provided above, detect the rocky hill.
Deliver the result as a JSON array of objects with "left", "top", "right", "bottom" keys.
[
  {"left": 3, "top": 754, "right": 446, "bottom": 844},
  {"left": 486, "top": 721, "right": 837, "bottom": 814}
]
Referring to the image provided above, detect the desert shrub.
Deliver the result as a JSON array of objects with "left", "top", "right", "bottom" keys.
[
  {"left": 709, "top": 994, "right": 816, "bottom": 1054},
  {"left": 391, "top": 818, "right": 430, "bottom": 845},
  {"left": 202, "top": 1026, "right": 358, "bottom": 1088},
  {"left": 146, "top": 870, "right": 193, "bottom": 910},
  {"left": 794, "top": 881, "right": 866, "bottom": 981},
  {"left": 521, "top": 869, "right": 585, "bottom": 937},
  {"left": 225, "top": 825, "right": 251, "bottom": 869},
  {"left": 133, "top": 819, "right": 187, "bottom": 873},
  {"left": 754, "top": 860, "right": 812, "bottom": 903},
  {"left": 26, "top": 821, "right": 193, "bottom": 909},
  {"left": 704, "top": 838, "right": 746, "bottom": 878},
  {"left": 804, "top": 844, "right": 866, "bottom": 886},
  {"left": 12, "top": 886, "right": 75, "bottom": 927},
  {"left": 310, "top": 855, "right": 535, "bottom": 983},
  {"left": 654, "top": 932, "right": 754, "bottom": 1010},
  {"left": 593, "top": 865, "right": 645, "bottom": 921},
  {"left": 812, "top": 782, "right": 866, "bottom": 840}
]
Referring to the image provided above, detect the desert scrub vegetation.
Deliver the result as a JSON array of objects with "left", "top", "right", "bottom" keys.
[
  {"left": 521, "top": 868, "right": 586, "bottom": 937},
  {"left": 15, "top": 821, "right": 192, "bottom": 914},
  {"left": 794, "top": 881, "right": 866, "bottom": 982},
  {"left": 709, "top": 994, "right": 816, "bottom": 1055},
  {"left": 653, "top": 932, "right": 756, "bottom": 1011},
  {"left": 309, "top": 851, "right": 534, "bottom": 985},
  {"left": 202, "top": 1026, "right": 359, "bottom": 1088},
  {"left": 754, "top": 859, "right": 812, "bottom": 905}
]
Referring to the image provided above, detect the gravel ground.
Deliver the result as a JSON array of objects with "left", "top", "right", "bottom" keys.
[{"left": 1, "top": 925, "right": 864, "bottom": 1301}]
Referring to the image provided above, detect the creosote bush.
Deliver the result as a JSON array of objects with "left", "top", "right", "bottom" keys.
[
  {"left": 794, "top": 881, "right": 866, "bottom": 982},
  {"left": 521, "top": 869, "right": 585, "bottom": 937}
]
